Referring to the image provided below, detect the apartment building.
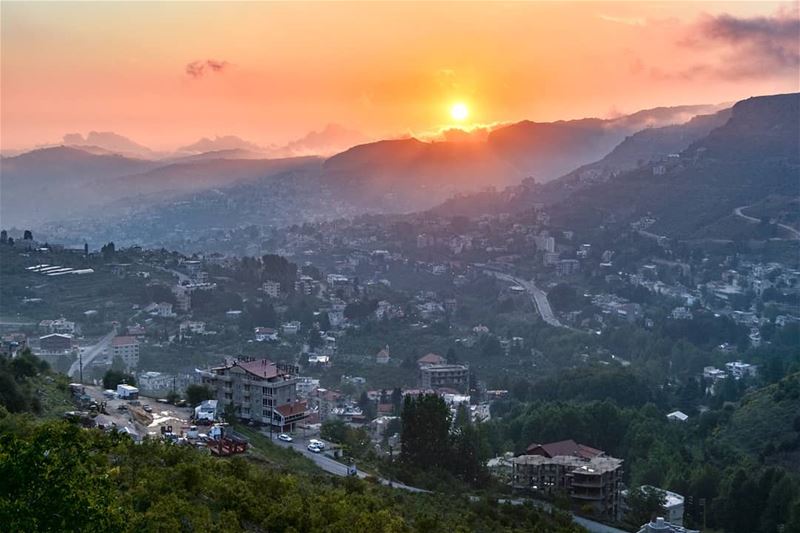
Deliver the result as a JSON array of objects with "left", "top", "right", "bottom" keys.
[
  {"left": 512, "top": 439, "right": 623, "bottom": 521},
  {"left": 110, "top": 336, "right": 140, "bottom": 370},
  {"left": 199, "top": 358, "right": 307, "bottom": 431},
  {"left": 418, "top": 363, "right": 470, "bottom": 392}
]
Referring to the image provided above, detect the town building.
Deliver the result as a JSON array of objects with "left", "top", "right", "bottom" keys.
[
  {"left": 262, "top": 280, "right": 281, "bottom": 298},
  {"left": 109, "top": 336, "right": 140, "bottom": 370},
  {"left": 376, "top": 345, "right": 390, "bottom": 364},
  {"left": 198, "top": 358, "right": 307, "bottom": 431},
  {"left": 725, "top": 361, "right": 757, "bottom": 379},
  {"left": 254, "top": 327, "right": 278, "bottom": 342},
  {"left": 512, "top": 439, "right": 623, "bottom": 521},
  {"left": 39, "top": 317, "right": 76, "bottom": 335},
  {"left": 418, "top": 363, "right": 470, "bottom": 392},
  {"left": 39, "top": 333, "right": 73, "bottom": 353}
]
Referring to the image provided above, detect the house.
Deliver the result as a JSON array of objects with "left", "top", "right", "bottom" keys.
[
  {"left": 725, "top": 361, "right": 757, "bottom": 379},
  {"left": 376, "top": 346, "right": 390, "bottom": 364},
  {"left": 109, "top": 336, "right": 139, "bottom": 370},
  {"left": 666, "top": 410, "right": 689, "bottom": 422},
  {"left": 0, "top": 333, "right": 27, "bottom": 357},
  {"left": 282, "top": 321, "right": 301, "bottom": 335},
  {"left": 512, "top": 440, "right": 623, "bottom": 521},
  {"left": 198, "top": 358, "right": 307, "bottom": 431},
  {"left": 39, "top": 317, "right": 76, "bottom": 335},
  {"left": 417, "top": 352, "right": 447, "bottom": 367},
  {"left": 179, "top": 321, "right": 206, "bottom": 337},
  {"left": 155, "top": 302, "right": 175, "bottom": 318},
  {"left": 254, "top": 327, "right": 278, "bottom": 342}
]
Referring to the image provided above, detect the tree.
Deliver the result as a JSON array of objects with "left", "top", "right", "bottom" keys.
[
  {"left": 22, "top": 230, "right": 33, "bottom": 241},
  {"left": 400, "top": 394, "right": 451, "bottom": 468},
  {"left": 0, "top": 230, "right": 7, "bottom": 244},
  {"left": 185, "top": 384, "right": 213, "bottom": 407},
  {"left": 625, "top": 486, "right": 667, "bottom": 528},
  {"left": 103, "top": 369, "right": 135, "bottom": 390}
]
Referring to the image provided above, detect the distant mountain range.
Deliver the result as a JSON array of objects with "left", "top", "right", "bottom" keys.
[
  {"left": 547, "top": 93, "right": 799, "bottom": 240},
  {"left": 4, "top": 98, "right": 784, "bottom": 244}
]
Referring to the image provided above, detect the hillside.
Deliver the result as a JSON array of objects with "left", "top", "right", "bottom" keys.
[
  {"left": 546, "top": 93, "right": 800, "bottom": 239},
  {"left": 718, "top": 372, "right": 800, "bottom": 471},
  {"left": 0, "top": 356, "right": 584, "bottom": 533}
]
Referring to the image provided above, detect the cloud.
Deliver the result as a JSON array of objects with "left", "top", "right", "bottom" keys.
[
  {"left": 672, "top": 7, "right": 800, "bottom": 80},
  {"left": 185, "top": 59, "right": 230, "bottom": 79}
]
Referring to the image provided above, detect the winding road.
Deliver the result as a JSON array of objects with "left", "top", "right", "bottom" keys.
[
  {"left": 486, "top": 270, "right": 564, "bottom": 327},
  {"left": 733, "top": 205, "right": 800, "bottom": 240}
]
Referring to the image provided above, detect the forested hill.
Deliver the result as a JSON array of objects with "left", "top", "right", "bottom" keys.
[
  {"left": 547, "top": 93, "right": 800, "bottom": 239},
  {"left": 0, "top": 353, "right": 583, "bottom": 533}
]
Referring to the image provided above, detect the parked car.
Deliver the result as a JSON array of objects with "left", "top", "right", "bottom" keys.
[
  {"left": 307, "top": 443, "right": 322, "bottom": 453},
  {"left": 143, "top": 405, "right": 153, "bottom": 413},
  {"left": 278, "top": 433, "right": 293, "bottom": 442},
  {"left": 309, "top": 439, "right": 325, "bottom": 450}
]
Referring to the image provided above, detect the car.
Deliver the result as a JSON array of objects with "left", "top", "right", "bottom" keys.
[
  {"left": 309, "top": 439, "right": 325, "bottom": 450},
  {"left": 116, "top": 404, "right": 128, "bottom": 411},
  {"left": 143, "top": 405, "right": 153, "bottom": 413},
  {"left": 307, "top": 443, "right": 322, "bottom": 453},
  {"left": 277, "top": 433, "right": 293, "bottom": 442}
]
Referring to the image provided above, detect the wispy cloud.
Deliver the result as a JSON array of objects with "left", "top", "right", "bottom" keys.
[
  {"left": 673, "top": 7, "right": 800, "bottom": 80},
  {"left": 185, "top": 59, "right": 230, "bottom": 79}
]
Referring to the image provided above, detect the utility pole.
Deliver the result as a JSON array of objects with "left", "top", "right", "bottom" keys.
[{"left": 79, "top": 349, "right": 83, "bottom": 384}]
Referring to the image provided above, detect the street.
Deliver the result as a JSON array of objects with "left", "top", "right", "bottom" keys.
[
  {"left": 68, "top": 328, "right": 117, "bottom": 378},
  {"left": 488, "top": 271, "right": 564, "bottom": 327}
]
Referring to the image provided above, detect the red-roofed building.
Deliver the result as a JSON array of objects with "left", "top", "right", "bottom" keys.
[
  {"left": 109, "top": 335, "right": 139, "bottom": 370},
  {"left": 525, "top": 439, "right": 604, "bottom": 460},
  {"left": 417, "top": 352, "right": 447, "bottom": 367},
  {"left": 199, "top": 358, "right": 307, "bottom": 431}
]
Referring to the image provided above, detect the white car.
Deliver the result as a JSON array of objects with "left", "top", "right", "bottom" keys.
[
  {"left": 278, "top": 433, "right": 293, "bottom": 442},
  {"left": 307, "top": 443, "right": 322, "bottom": 453},
  {"left": 309, "top": 439, "right": 325, "bottom": 450}
]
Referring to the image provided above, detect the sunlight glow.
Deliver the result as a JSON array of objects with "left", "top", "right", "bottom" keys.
[{"left": 450, "top": 102, "right": 469, "bottom": 122}]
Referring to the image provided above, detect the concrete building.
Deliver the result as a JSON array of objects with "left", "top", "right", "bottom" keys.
[
  {"left": 39, "top": 333, "right": 73, "bottom": 353},
  {"left": 110, "top": 336, "right": 140, "bottom": 370},
  {"left": 512, "top": 440, "right": 623, "bottom": 521},
  {"left": 262, "top": 280, "right": 281, "bottom": 298},
  {"left": 198, "top": 358, "right": 307, "bottom": 431},
  {"left": 419, "top": 363, "right": 470, "bottom": 392}
]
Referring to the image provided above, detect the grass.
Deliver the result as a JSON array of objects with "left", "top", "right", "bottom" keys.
[{"left": 233, "top": 423, "right": 323, "bottom": 477}]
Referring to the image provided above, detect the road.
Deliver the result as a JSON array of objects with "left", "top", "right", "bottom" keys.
[
  {"left": 268, "top": 431, "right": 628, "bottom": 531},
  {"left": 734, "top": 205, "right": 800, "bottom": 240},
  {"left": 263, "top": 431, "right": 430, "bottom": 493},
  {"left": 489, "top": 271, "right": 564, "bottom": 327},
  {"left": 68, "top": 328, "right": 116, "bottom": 379}
]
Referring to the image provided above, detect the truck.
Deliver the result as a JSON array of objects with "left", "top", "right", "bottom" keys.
[{"left": 116, "top": 384, "right": 139, "bottom": 400}]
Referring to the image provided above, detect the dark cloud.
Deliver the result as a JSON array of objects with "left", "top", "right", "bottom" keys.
[
  {"left": 185, "top": 59, "right": 230, "bottom": 79},
  {"left": 676, "top": 7, "right": 800, "bottom": 80}
]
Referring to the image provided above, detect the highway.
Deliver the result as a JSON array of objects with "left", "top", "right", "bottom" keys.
[
  {"left": 68, "top": 328, "right": 116, "bottom": 379},
  {"left": 488, "top": 271, "right": 564, "bottom": 328}
]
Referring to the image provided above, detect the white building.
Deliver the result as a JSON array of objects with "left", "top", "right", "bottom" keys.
[{"left": 254, "top": 327, "right": 278, "bottom": 342}]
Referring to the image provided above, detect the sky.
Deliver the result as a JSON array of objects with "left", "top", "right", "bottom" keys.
[{"left": 1, "top": 1, "right": 798, "bottom": 152}]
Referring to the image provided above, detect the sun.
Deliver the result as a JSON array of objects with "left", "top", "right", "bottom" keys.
[{"left": 450, "top": 102, "right": 469, "bottom": 122}]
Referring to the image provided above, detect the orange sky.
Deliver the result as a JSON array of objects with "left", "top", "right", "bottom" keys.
[{"left": 1, "top": 1, "right": 798, "bottom": 151}]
